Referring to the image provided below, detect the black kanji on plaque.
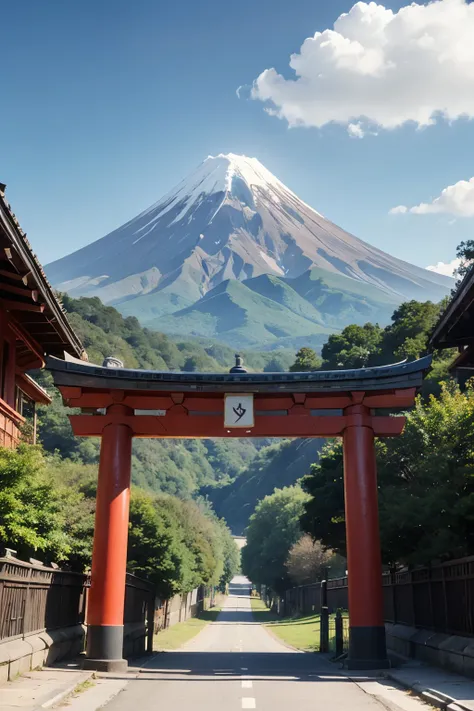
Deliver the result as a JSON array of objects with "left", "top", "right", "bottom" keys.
[{"left": 233, "top": 403, "right": 246, "bottom": 423}]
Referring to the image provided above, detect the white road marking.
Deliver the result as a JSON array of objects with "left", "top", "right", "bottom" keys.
[
  {"left": 242, "top": 680, "right": 253, "bottom": 688},
  {"left": 242, "top": 699, "right": 256, "bottom": 709},
  {"left": 241, "top": 667, "right": 248, "bottom": 671}
]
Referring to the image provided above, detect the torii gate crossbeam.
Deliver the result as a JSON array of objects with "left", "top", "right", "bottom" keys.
[{"left": 47, "top": 354, "right": 432, "bottom": 672}]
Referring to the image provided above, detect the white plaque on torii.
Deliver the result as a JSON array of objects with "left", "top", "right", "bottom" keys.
[{"left": 224, "top": 394, "right": 254, "bottom": 428}]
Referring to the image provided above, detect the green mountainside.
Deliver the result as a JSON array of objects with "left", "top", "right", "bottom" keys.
[
  {"left": 286, "top": 268, "right": 399, "bottom": 324},
  {"left": 146, "top": 269, "right": 400, "bottom": 349},
  {"left": 151, "top": 279, "right": 332, "bottom": 349},
  {"left": 202, "top": 439, "right": 325, "bottom": 535}
]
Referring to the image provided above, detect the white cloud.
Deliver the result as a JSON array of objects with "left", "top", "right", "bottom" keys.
[
  {"left": 391, "top": 177, "right": 474, "bottom": 216},
  {"left": 348, "top": 122, "right": 365, "bottom": 138},
  {"left": 389, "top": 205, "right": 408, "bottom": 215},
  {"left": 251, "top": 0, "right": 474, "bottom": 133},
  {"left": 426, "top": 258, "right": 461, "bottom": 276}
]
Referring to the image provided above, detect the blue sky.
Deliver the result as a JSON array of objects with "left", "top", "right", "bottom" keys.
[{"left": 2, "top": 0, "right": 474, "bottom": 271}]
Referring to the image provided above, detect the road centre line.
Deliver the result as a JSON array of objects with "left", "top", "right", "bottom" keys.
[{"left": 242, "top": 699, "right": 256, "bottom": 709}]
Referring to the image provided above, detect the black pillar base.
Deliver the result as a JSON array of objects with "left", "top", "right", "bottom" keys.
[
  {"left": 83, "top": 657, "right": 128, "bottom": 673},
  {"left": 344, "top": 625, "right": 390, "bottom": 670},
  {"left": 85, "top": 625, "right": 127, "bottom": 672}
]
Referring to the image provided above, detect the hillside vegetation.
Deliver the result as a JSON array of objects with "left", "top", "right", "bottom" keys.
[
  {"left": 203, "top": 439, "right": 324, "bottom": 535},
  {"left": 37, "top": 295, "right": 291, "bottom": 498}
]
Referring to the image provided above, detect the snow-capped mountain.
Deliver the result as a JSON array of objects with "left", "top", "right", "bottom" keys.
[{"left": 47, "top": 154, "right": 451, "bottom": 348}]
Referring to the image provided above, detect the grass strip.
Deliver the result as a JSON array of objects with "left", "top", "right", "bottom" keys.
[
  {"left": 250, "top": 596, "right": 348, "bottom": 653},
  {"left": 153, "top": 606, "right": 221, "bottom": 651},
  {"left": 251, "top": 596, "right": 321, "bottom": 652}
]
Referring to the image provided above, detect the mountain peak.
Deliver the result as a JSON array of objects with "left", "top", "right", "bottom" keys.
[
  {"left": 203, "top": 153, "right": 282, "bottom": 192},
  {"left": 136, "top": 153, "right": 290, "bottom": 230},
  {"left": 46, "top": 153, "right": 452, "bottom": 348}
]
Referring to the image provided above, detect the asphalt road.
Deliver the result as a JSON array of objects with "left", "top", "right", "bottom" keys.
[{"left": 103, "top": 576, "right": 426, "bottom": 711}]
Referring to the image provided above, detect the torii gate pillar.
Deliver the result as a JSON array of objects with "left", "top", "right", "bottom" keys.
[
  {"left": 83, "top": 406, "right": 133, "bottom": 672},
  {"left": 343, "top": 401, "right": 388, "bottom": 669}
]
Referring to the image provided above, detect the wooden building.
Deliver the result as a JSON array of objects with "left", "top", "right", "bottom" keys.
[
  {"left": 0, "top": 183, "right": 84, "bottom": 448},
  {"left": 430, "top": 266, "right": 474, "bottom": 382}
]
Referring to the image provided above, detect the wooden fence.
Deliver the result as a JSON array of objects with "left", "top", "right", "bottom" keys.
[
  {"left": 0, "top": 554, "right": 155, "bottom": 652},
  {"left": 280, "top": 555, "right": 474, "bottom": 638},
  {"left": 0, "top": 555, "right": 86, "bottom": 643}
]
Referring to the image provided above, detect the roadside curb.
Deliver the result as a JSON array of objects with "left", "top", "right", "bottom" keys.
[
  {"left": 28, "top": 654, "right": 153, "bottom": 711},
  {"left": 32, "top": 670, "right": 94, "bottom": 710},
  {"left": 386, "top": 670, "right": 472, "bottom": 711}
]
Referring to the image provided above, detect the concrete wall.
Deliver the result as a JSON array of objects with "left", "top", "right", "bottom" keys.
[
  {"left": 166, "top": 588, "right": 200, "bottom": 629},
  {"left": 0, "top": 625, "right": 85, "bottom": 684},
  {"left": 0, "top": 621, "right": 153, "bottom": 683},
  {"left": 123, "top": 622, "right": 148, "bottom": 659},
  {"left": 386, "top": 623, "right": 474, "bottom": 677}
]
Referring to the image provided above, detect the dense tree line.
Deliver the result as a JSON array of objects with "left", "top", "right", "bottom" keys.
[
  {"left": 290, "top": 300, "right": 454, "bottom": 394},
  {"left": 0, "top": 444, "right": 239, "bottom": 596},
  {"left": 301, "top": 382, "right": 474, "bottom": 567}
]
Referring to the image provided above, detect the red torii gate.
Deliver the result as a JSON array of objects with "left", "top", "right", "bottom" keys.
[{"left": 47, "top": 353, "right": 432, "bottom": 671}]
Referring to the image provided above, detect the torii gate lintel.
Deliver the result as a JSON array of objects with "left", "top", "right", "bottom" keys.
[{"left": 47, "top": 354, "right": 432, "bottom": 673}]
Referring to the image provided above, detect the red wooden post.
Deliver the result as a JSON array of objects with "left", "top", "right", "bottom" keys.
[
  {"left": 84, "top": 405, "right": 133, "bottom": 672},
  {"left": 343, "top": 401, "right": 389, "bottom": 669}
]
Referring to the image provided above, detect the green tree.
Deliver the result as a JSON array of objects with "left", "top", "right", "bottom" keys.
[
  {"left": 166, "top": 497, "right": 223, "bottom": 588},
  {"left": 300, "top": 441, "right": 346, "bottom": 555},
  {"left": 127, "top": 490, "right": 191, "bottom": 598},
  {"left": 321, "top": 323, "right": 383, "bottom": 369},
  {"left": 241, "top": 485, "right": 309, "bottom": 593},
  {"left": 129, "top": 488, "right": 240, "bottom": 594},
  {"left": 289, "top": 347, "right": 322, "bottom": 372},
  {"left": 381, "top": 300, "right": 441, "bottom": 361},
  {"left": 218, "top": 520, "right": 241, "bottom": 591},
  {"left": 47, "top": 456, "right": 96, "bottom": 570},
  {"left": 455, "top": 240, "right": 474, "bottom": 280},
  {"left": 0, "top": 446, "right": 71, "bottom": 562},
  {"left": 263, "top": 356, "right": 286, "bottom": 373},
  {"left": 301, "top": 383, "right": 474, "bottom": 566}
]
